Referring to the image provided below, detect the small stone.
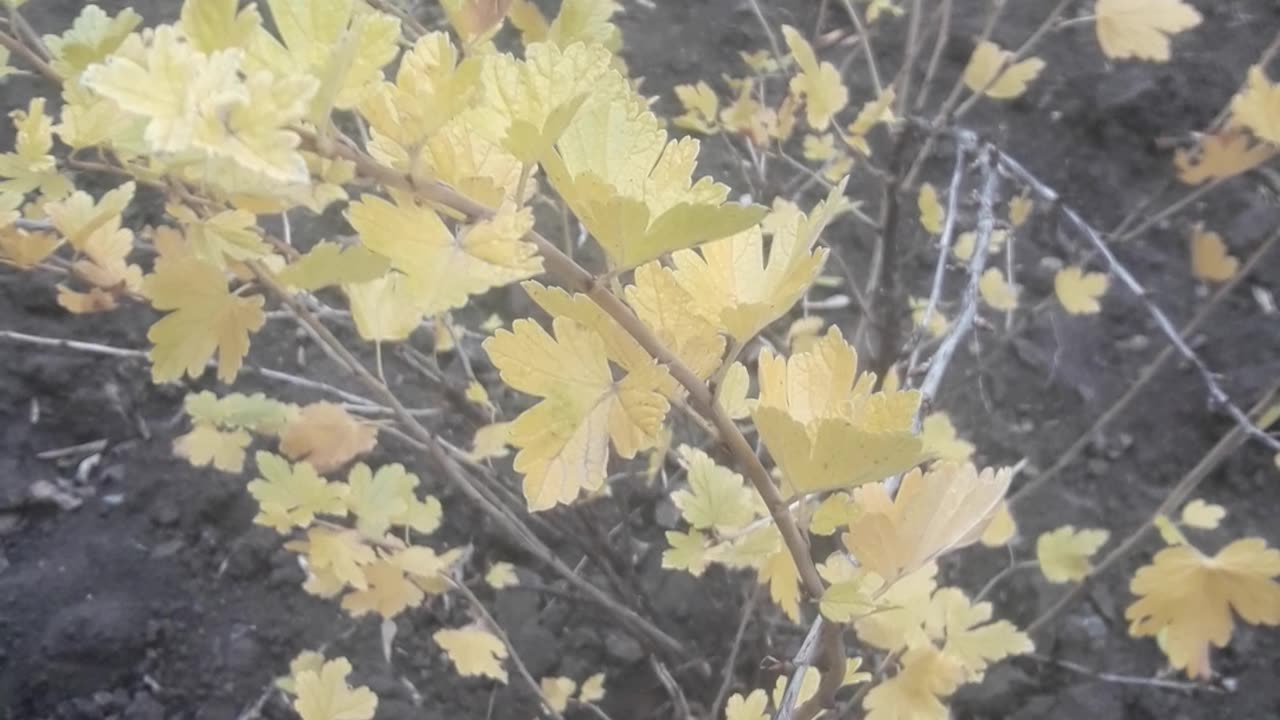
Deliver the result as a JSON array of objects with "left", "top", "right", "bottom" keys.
[
  {"left": 1117, "top": 334, "right": 1150, "bottom": 352},
  {"left": 1086, "top": 458, "right": 1109, "bottom": 477},
  {"left": 602, "top": 629, "right": 644, "bottom": 664}
]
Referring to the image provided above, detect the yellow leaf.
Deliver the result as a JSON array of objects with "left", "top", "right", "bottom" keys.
[
  {"left": 175, "top": 424, "right": 251, "bottom": 473},
  {"left": 674, "top": 81, "right": 719, "bottom": 134},
  {"left": 341, "top": 557, "right": 426, "bottom": 618},
  {"left": 1155, "top": 514, "right": 1190, "bottom": 545},
  {"left": 803, "top": 133, "right": 837, "bottom": 162},
  {"left": 344, "top": 274, "right": 424, "bottom": 343},
  {"left": 961, "top": 41, "right": 1045, "bottom": 100},
  {"left": 248, "top": 0, "right": 400, "bottom": 110},
  {"left": 1036, "top": 526, "right": 1110, "bottom": 583},
  {"left": 278, "top": 242, "right": 390, "bottom": 290},
  {"left": 345, "top": 463, "right": 436, "bottom": 538},
  {"left": 1232, "top": 66, "right": 1280, "bottom": 145},
  {"left": 909, "top": 297, "right": 948, "bottom": 339},
  {"left": 1127, "top": 538, "right": 1280, "bottom": 678},
  {"left": 979, "top": 502, "right": 1017, "bottom": 547},
  {"left": 181, "top": 0, "right": 263, "bottom": 53},
  {"left": 485, "top": 562, "right": 519, "bottom": 589},
  {"left": 168, "top": 203, "right": 271, "bottom": 268},
  {"left": 249, "top": 451, "right": 348, "bottom": 531},
  {"left": 810, "top": 492, "right": 854, "bottom": 536},
  {"left": 346, "top": 193, "right": 542, "bottom": 316},
  {"left": 924, "top": 588, "right": 1033, "bottom": 676},
  {"left": 434, "top": 627, "right": 509, "bottom": 683},
  {"left": 0, "top": 98, "right": 73, "bottom": 198},
  {"left": 522, "top": 281, "right": 655, "bottom": 377},
  {"left": 671, "top": 180, "right": 846, "bottom": 342},
  {"left": 854, "top": 563, "right": 938, "bottom": 651},
  {"left": 845, "top": 87, "right": 897, "bottom": 151},
  {"left": 292, "top": 657, "right": 377, "bottom": 720},
  {"left": 142, "top": 242, "right": 264, "bottom": 383},
  {"left": 279, "top": 403, "right": 378, "bottom": 473},
  {"left": 0, "top": 225, "right": 60, "bottom": 269},
  {"left": 1174, "top": 129, "right": 1276, "bottom": 185},
  {"left": 978, "top": 267, "right": 1018, "bottom": 311},
  {"left": 541, "top": 676, "right": 576, "bottom": 713},
  {"left": 1180, "top": 499, "right": 1225, "bottom": 529},
  {"left": 184, "top": 390, "right": 298, "bottom": 433},
  {"left": 717, "top": 362, "right": 752, "bottom": 420},
  {"left": 45, "top": 183, "right": 142, "bottom": 291},
  {"left": 951, "top": 228, "right": 1007, "bottom": 261},
  {"left": 544, "top": 66, "right": 765, "bottom": 270},
  {"left": 287, "top": 526, "right": 377, "bottom": 589},
  {"left": 359, "top": 32, "right": 482, "bottom": 154},
  {"left": 625, "top": 262, "right": 726, "bottom": 378},
  {"left": 724, "top": 689, "right": 769, "bottom": 720},
  {"left": 395, "top": 545, "right": 463, "bottom": 593},
  {"left": 470, "top": 422, "right": 513, "bottom": 461},
  {"left": 787, "top": 315, "right": 826, "bottom": 354},
  {"left": 1095, "top": 0, "right": 1202, "bottom": 62},
  {"left": 753, "top": 326, "right": 925, "bottom": 495},
  {"left": 782, "top": 25, "right": 848, "bottom": 128},
  {"left": 1054, "top": 266, "right": 1109, "bottom": 315},
  {"left": 1007, "top": 194, "right": 1033, "bottom": 227},
  {"left": 921, "top": 413, "right": 974, "bottom": 463},
  {"left": 820, "top": 569, "right": 882, "bottom": 622},
  {"left": 483, "top": 317, "right": 672, "bottom": 510},
  {"left": 761, "top": 547, "right": 802, "bottom": 622},
  {"left": 1189, "top": 225, "right": 1238, "bottom": 282},
  {"left": 844, "top": 463, "right": 1010, "bottom": 582},
  {"left": 917, "top": 183, "right": 944, "bottom": 235},
  {"left": 772, "top": 667, "right": 820, "bottom": 710},
  {"left": 547, "top": 0, "right": 622, "bottom": 50},
  {"left": 508, "top": 0, "right": 550, "bottom": 44},
  {"left": 863, "top": 646, "right": 964, "bottom": 720},
  {"left": 277, "top": 650, "right": 325, "bottom": 693},
  {"left": 663, "top": 529, "right": 713, "bottom": 576},
  {"left": 578, "top": 672, "right": 606, "bottom": 703},
  {"left": 43, "top": 5, "right": 142, "bottom": 79},
  {"left": 671, "top": 445, "right": 756, "bottom": 532},
  {"left": 440, "top": 0, "right": 514, "bottom": 45},
  {"left": 56, "top": 286, "right": 118, "bottom": 314}
]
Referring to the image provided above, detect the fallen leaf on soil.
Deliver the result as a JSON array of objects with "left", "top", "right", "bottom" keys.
[{"left": 279, "top": 403, "right": 378, "bottom": 473}]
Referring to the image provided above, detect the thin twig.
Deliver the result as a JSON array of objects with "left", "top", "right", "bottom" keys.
[
  {"left": 974, "top": 560, "right": 1037, "bottom": 603},
  {"left": 448, "top": 578, "right": 567, "bottom": 720},
  {"left": 893, "top": 0, "right": 925, "bottom": 116},
  {"left": 710, "top": 586, "right": 762, "bottom": 720},
  {"left": 836, "top": 0, "right": 885, "bottom": 94},
  {"left": 251, "top": 265, "right": 689, "bottom": 660},
  {"left": 914, "top": 0, "right": 954, "bottom": 110},
  {"left": 1030, "top": 654, "right": 1228, "bottom": 694},
  {"left": 1026, "top": 381, "right": 1280, "bottom": 635},
  {"left": 1112, "top": 177, "right": 1225, "bottom": 243},
  {"left": 905, "top": 142, "right": 968, "bottom": 376},
  {"left": 984, "top": 134, "right": 1280, "bottom": 455},
  {"left": 1011, "top": 225, "right": 1280, "bottom": 503},
  {"left": 0, "top": 28, "right": 58, "bottom": 83},
  {"left": 0, "top": 329, "right": 392, "bottom": 409},
  {"left": 650, "top": 657, "right": 692, "bottom": 720}
]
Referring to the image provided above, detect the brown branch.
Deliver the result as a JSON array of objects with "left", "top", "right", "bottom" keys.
[
  {"left": 0, "top": 28, "right": 58, "bottom": 84},
  {"left": 250, "top": 264, "right": 689, "bottom": 660},
  {"left": 298, "top": 130, "right": 829, "bottom": 602}
]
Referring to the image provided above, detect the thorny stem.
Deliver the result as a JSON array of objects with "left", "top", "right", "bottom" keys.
[
  {"left": 250, "top": 264, "right": 689, "bottom": 660},
  {"left": 1026, "top": 381, "right": 1280, "bottom": 636},
  {"left": 1011, "top": 226, "right": 1280, "bottom": 504},
  {"left": 448, "top": 578, "right": 567, "bottom": 720},
  {"left": 1030, "top": 654, "right": 1227, "bottom": 694}
]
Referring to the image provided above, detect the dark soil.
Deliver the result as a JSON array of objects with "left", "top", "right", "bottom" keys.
[{"left": 3, "top": 1, "right": 1280, "bottom": 719}]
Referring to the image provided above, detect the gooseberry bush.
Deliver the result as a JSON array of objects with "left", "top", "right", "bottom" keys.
[{"left": 2, "top": 0, "right": 1280, "bottom": 718}]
